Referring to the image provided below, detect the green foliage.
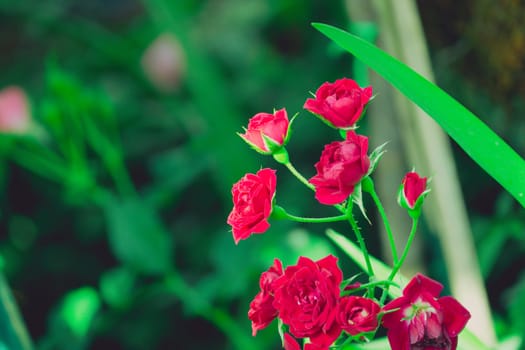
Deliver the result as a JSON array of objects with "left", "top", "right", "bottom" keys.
[
  {"left": 313, "top": 23, "right": 525, "bottom": 208},
  {"left": 104, "top": 196, "right": 173, "bottom": 275},
  {"left": 0, "top": 1, "right": 524, "bottom": 349}
]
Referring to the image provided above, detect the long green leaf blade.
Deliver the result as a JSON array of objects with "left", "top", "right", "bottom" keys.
[{"left": 313, "top": 23, "right": 525, "bottom": 208}]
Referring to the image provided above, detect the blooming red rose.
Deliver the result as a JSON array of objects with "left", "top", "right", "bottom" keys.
[
  {"left": 272, "top": 255, "right": 342, "bottom": 346},
  {"left": 304, "top": 78, "right": 372, "bottom": 129},
  {"left": 309, "top": 131, "right": 370, "bottom": 205},
  {"left": 227, "top": 168, "right": 277, "bottom": 244},
  {"left": 248, "top": 259, "right": 283, "bottom": 336},
  {"left": 399, "top": 172, "right": 428, "bottom": 209},
  {"left": 382, "top": 274, "right": 471, "bottom": 350},
  {"left": 240, "top": 108, "right": 290, "bottom": 154},
  {"left": 336, "top": 296, "right": 380, "bottom": 336}
]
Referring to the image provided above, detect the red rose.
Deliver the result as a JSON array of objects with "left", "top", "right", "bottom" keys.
[
  {"left": 272, "top": 255, "right": 342, "bottom": 346},
  {"left": 400, "top": 172, "right": 428, "bottom": 209},
  {"left": 248, "top": 259, "right": 283, "bottom": 336},
  {"left": 227, "top": 168, "right": 277, "bottom": 244},
  {"left": 304, "top": 78, "right": 372, "bottom": 129},
  {"left": 336, "top": 296, "right": 380, "bottom": 336},
  {"left": 309, "top": 131, "right": 370, "bottom": 205},
  {"left": 240, "top": 108, "right": 290, "bottom": 154},
  {"left": 382, "top": 274, "right": 471, "bottom": 350}
]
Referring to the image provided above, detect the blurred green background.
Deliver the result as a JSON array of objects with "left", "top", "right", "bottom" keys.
[{"left": 0, "top": 0, "right": 524, "bottom": 349}]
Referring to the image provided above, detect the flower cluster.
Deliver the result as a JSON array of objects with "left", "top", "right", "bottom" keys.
[{"left": 227, "top": 78, "right": 470, "bottom": 349}]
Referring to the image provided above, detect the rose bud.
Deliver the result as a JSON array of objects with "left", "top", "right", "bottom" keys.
[
  {"left": 398, "top": 171, "right": 429, "bottom": 217},
  {"left": 0, "top": 86, "right": 31, "bottom": 134},
  {"left": 239, "top": 108, "right": 291, "bottom": 155}
]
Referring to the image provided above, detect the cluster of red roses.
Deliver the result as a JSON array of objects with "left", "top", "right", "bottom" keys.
[
  {"left": 250, "top": 255, "right": 470, "bottom": 350},
  {"left": 227, "top": 78, "right": 470, "bottom": 350}
]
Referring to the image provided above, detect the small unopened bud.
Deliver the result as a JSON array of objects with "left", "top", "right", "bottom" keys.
[
  {"left": 0, "top": 86, "right": 31, "bottom": 134},
  {"left": 141, "top": 33, "right": 186, "bottom": 92}
]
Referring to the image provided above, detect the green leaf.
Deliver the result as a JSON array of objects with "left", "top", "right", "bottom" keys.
[
  {"left": 99, "top": 267, "right": 136, "bottom": 309},
  {"left": 326, "top": 229, "right": 491, "bottom": 350},
  {"left": 104, "top": 196, "right": 173, "bottom": 275},
  {"left": 313, "top": 23, "right": 525, "bottom": 208},
  {"left": 0, "top": 273, "right": 33, "bottom": 350},
  {"left": 58, "top": 287, "right": 100, "bottom": 339}
]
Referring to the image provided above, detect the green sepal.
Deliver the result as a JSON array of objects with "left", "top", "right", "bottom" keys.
[
  {"left": 283, "top": 112, "right": 299, "bottom": 146},
  {"left": 270, "top": 205, "right": 288, "bottom": 221},
  {"left": 367, "top": 142, "right": 388, "bottom": 176},
  {"left": 237, "top": 131, "right": 272, "bottom": 155},
  {"left": 352, "top": 181, "right": 370, "bottom": 224},
  {"left": 272, "top": 147, "right": 289, "bottom": 164}
]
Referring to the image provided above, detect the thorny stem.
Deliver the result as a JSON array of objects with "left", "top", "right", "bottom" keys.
[
  {"left": 363, "top": 177, "right": 399, "bottom": 264},
  {"left": 380, "top": 216, "right": 419, "bottom": 304}
]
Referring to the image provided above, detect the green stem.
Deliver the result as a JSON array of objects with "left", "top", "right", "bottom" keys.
[
  {"left": 342, "top": 279, "right": 399, "bottom": 296},
  {"left": 347, "top": 206, "right": 375, "bottom": 288},
  {"left": 283, "top": 162, "right": 315, "bottom": 191},
  {"left": 0, "top": 272, "right": 33, "bottom": 350},
  {"left": 10, "top": 146, "right": 66, "bottom": 182},
  {"left": 380, "top": 217, "right": 419, "bottom": 304},
  {"left": 280, "top": 211, "right": 349, "bottom": 224},
  {"left": 363, "top": 177, "right": 398, "bottom": 264}
]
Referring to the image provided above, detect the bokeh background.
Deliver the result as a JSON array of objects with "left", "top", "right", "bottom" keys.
[{"left": 0, "top": 0, "right": 524, "bottom": 349}]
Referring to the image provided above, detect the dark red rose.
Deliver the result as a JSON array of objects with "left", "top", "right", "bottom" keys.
[
  {"left": 303, "top": 78, "right": 372, "bottom": 129},
  {"left": 382, "top": 274, "right": 471, "bottom": 350},
  {"left": 248, "top": 259, "right": 283, "bottom": 336},
  {"left": 227, "top": 168, "right": 277, "bottom": 244},
  {"left": 400, "top": 172, "right": 428, "bottom": 209},
  {"left": 309, "top": 131, "right": 370, "bottom": 205},
  {"left": 336, "top": 296, "right": 380, "bottom": 336},
  {"left": 240, "top": 108, "right": 290, "bottom": 154},
  {"left": 272, "top": 255, "right": 342, "bottom": 346}
]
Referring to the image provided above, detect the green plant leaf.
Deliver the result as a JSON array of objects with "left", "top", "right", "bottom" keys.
[
  {"left": 104, "top": 196, "right": 173, "bottom": 275},
  {"left": 326, "top": 229, "right": 491, "bottom": 350},
  {"left": 0, "top": 272, "right": 33, "bottom": 350},
  {"left": 313, "top": 23, "right": 525, "bottom": 208},
  {"left": 58, "top": 287, "right": 100, "bottom": 339}
]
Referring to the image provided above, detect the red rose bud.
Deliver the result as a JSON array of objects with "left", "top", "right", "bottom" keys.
[
  {"left": 240, "top": 108, "right": 290, "bottom": 154},
  {"left": 398, "top": 172, "right": 429, "bottom": 216},
  {"left": 0, "top": 86, "right": 31, "bottom": 134},
  {"left": 382, "top": 274, "right": 471, "bottom": 350},
  {"left": 248, "top": 259, "right": 283, "bottom": 336},
  {"left": 272, "top": 255, "right": 342, "bottom": 345},
  {"left": 336, "top": 296, "right": 380, "bottom": 336},
  {"left": 304, "top": 78, "right": 372, "bottom": 129},
  {"left": 227, "top": 168, "right": 277, "bottom": 244},
  {"left": 309, "top": 130, "right": 370, "bottom": 205}
]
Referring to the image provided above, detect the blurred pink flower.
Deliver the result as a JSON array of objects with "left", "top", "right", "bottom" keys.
[
  {"left": 141, "top": 33, "right": 186, "bottom": 92},
  {"left": 0, "top": 86, "right": 31, "bottom": 134}
]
